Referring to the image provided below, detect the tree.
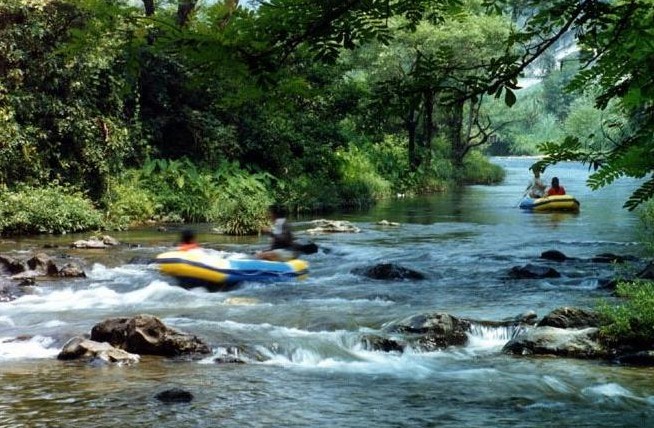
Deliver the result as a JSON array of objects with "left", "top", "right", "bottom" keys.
[{"left": 483, "top": 0, "right": 654, "bottom": 210}]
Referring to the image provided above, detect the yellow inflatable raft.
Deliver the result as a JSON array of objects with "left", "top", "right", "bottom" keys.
[{"left": 155, "top": 249, "right": 309, "bottom": 290}]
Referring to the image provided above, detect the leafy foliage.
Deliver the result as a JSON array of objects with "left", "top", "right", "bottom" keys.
[
  {"left": 0, "top": 184, "right": 103, "bottom": 235},
  {"left": 598, "top": 281, "right": 654, "bottom": 349}
]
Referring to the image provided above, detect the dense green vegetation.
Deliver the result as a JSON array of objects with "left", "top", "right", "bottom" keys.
[
  {"left": 0, "top": 0, "right": 652, "bottom": 236},
  {"left": 598, "top": 280, "right": 654, "bottom": 349}
]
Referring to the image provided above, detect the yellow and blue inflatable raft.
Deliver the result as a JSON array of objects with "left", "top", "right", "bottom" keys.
[
  {"left": 155, "top": 249, "right": 309, "bottom": 290},
  {"left": 519, "top": 194, "right": 580, "bottom": 213}
]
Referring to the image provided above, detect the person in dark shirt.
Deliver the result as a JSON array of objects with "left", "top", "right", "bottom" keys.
[{"left": 256, "top": 205, "right": 298, "bottom": 262}]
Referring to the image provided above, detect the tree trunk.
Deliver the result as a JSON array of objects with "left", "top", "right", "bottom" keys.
[
  {"left": 142, "top": 0, "right": 155, "bottom": 16},
  {"left": 421, "top": 89, "right": 435, "bottom": 168},
  {"left": 406, "top": 109, "right": 419, "bottom": 170},
  {"left": 448, "top": 99, "right": 465, "bottom": 167},
  {"left": 177, "top": 0, "right": 197, "bottom": 27}
]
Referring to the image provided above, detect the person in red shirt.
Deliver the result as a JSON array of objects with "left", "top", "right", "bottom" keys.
[
  {"left": 547, "top": 177, "right": 566, "bottom": 196},
  {"left": 178, "top": 229, "right": 200, "bottom": 251}
]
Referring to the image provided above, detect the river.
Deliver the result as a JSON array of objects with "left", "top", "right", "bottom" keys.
[{"left": 1, "top": 157, "right": 652, "bottom": 427}]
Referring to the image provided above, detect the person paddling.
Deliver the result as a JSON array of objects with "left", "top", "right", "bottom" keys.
[
  {"left": 525, "top": 167, "right": 546, "bottom": 199},
  {"left": 256, "top": 205, "right": 298, "bottom": 262}
]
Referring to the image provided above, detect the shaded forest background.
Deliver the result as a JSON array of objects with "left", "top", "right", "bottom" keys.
[{"left": 0, "top": 0, "right": 652, "bottom": 235}]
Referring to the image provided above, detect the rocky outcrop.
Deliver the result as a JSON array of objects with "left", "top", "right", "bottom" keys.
[
  {"left": 0, "top": 252, "right": 86, "bottom": 286},
  {"left": 537, "top": 307, "right": 601, "bottom": 329},
  {"left": 352, "top": 263, "right": 426, "bottom": 281},
  {"left": 90, "top": 314, "right": 211, "bottom": 357},
  {"left": 58, "top": 337, "right": 140, "bottom": 365},
  {"left": 384, "top": 312, "right": 471, "bottom": 351},
  {"left": 306, "top": 219, "right": 360, "bottom": 234},
  {"left": 0, "top": 255, "right": 27, "bottom": 275},
  {"left": 71, "top": 235, "right": 120, "bottom": 249},
  {"left": 503, "top": 326, "right": 607, "bottom": 359}
]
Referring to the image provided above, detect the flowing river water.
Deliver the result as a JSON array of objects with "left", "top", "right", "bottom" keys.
[{"left": 1, "top": 157, "right": 653, "bottom": 427}]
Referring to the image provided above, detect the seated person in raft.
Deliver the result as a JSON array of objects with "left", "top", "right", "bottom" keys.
[
  {"left": 525, "top": 167, "right": 546, "bottom": 198},
  {"left": 546, "top": 177, "right": 566, "bottom": 196},
  {"left": 178, "top": 229, "right": 200, "bottom": 251},
  {"left": 256, "top": 206, "right": 298, "bottom": 262}
]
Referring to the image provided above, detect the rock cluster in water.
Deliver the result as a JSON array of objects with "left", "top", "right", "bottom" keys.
[{"left": 58, "top": 314, "right": 211, "bottom": 365}]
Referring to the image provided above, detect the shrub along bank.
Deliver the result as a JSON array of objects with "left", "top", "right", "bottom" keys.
[{"left": 0, "top": 149, "right": 504, "bottom": 237}]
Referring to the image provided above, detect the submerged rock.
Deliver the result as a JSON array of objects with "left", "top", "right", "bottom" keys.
[
  {"left": 540, "top": 250, "right": 569, "bottom": 262},
  {"left": 155, "top": 388, "right": 194, "bottom": 404},
  {"left": 90, "top": 314, "right": 211, "bottom": 357},
  {"left": 292, "top": 238, "right": 319, "bottom": 255},
  {"left": 591, "top": 253, "right": 638, "bottom": 264},
  {"left": 352, "top": 263, "right": 426, "bottom": 281},
  {"left": 508, "top": 264, "right": 561, "bottom": 279}
]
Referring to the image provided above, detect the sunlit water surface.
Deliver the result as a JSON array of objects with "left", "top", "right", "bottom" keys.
[{"left": 1, "top": 158, "right": 653, "bottom": 427}]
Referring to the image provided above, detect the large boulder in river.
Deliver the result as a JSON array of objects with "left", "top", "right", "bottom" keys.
[
  {"left": 384, "top": 312, "right": 471, "bottom": 351},
  {"left": 537, "top": 307, "right": 601, "bottom": 329},
  {"left": 352, "top": 263, "right": 426, "bottom": 281},
  {"left": 508, "top": 264, "right": 561, "bottom": 279},
  {"left": 503, "top": 326, "right": 607, "bottom": 359},
  {"left": 90, "top": 315, "right": 211, "bottom": 357},
  {"left": 58, "top": 337, "right": 140, "bottom": 365}
]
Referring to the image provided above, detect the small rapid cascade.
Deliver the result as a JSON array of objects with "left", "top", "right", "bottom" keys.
[{"left": 466, "top": 323, "right": 530, "bottom": 352}]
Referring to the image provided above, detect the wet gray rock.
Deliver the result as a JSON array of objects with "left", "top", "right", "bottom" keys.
[
  {"left": 0, "top": 255, "right": 26, "bottom": 275},
  {"left": 27, "top": 253, "right": 59, "bottom": 276},
  {"left": 57, "top": 263, "right": 86, "bottom": 278},
  {"left": 360, "top": 334, "right": 405, "bottom": 353},
  {"left": 352, "top": 263, "right": 426, "bottom": 281},
  {"left": 58, "top": 337, "right": 140, "bottom": 365},
  {"left": 91, "top": 314, "right": 211, "bottom": 357},
  {"left": 385, "top": 312, "right": 471, "bottom": 351},
  {"left": 306, "top": 219, "right": 361, "bottom": 234},
  {"left": 503, "top": 326, "right": 607, "bottom": 359},
  {"left": 537, "top": 307, "right": 601, "bottom": 329}
]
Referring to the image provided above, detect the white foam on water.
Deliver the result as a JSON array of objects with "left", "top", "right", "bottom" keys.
[
  {"left": 582, "top": 383, "right": 637, "bottom": 402},
  {"left": 466, "top": 324, "right": 521, "bottom": 352},
  {"left": 0, "top": 315, "right": 15, "bottom": 327},
  {"left": 0, "top": 335, "right": 59, "bottom": 360},
  {"left": 4, "top": 280, "right": 187, "bottom": 313},
  {"left": 542, "top": 375, "right": 574, "bottom": 394},
  {"left": 88, "top": 262, "right": 152, "bottom": 282}
]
